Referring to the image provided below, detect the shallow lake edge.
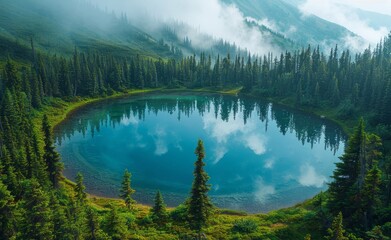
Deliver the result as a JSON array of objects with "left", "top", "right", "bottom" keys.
[{"left": 46, "top": 88, "right": 349, "bottom": 213}]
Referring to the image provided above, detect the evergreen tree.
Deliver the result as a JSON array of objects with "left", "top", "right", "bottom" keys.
[
  {"left": 328, "top": 119, "right": 366, "bottom": 218},
  {"left": 0, "top": 146, "right": 18, "bottom": 195},
  {"left": 42, "top": 114, "right": 63, "bottom": 187},
  {"left": 104, "top": 204, "right": 127, "bottom": 240},
  {"left": 30, "top": 68, "right": 42, "bottom": 108},
  {"left": 150, "top": 190, "right": 168, "bottom": 225},
  {"left": 119, "top": 169, "right": 135, "bottom": 210},
  {"left": 68, "top": 197, "right": 87, "bottom": 240},
  {"left": 187, "top": 139, "right": 213, "bottom": 234},
  {"left": 4, "top": 58, "right": 20, "bottom": 92},
  {"left": 58, "top": 59, "right": 73, "bottom": 96},
  {"left": 50, "top": 192, "right": 73, "bottom": 240},
  {"left": 325, "top": 212, "right": 348, "bottom": 240},
  {"left": 75, "top": 172, "right": 87, "bottom": 204},
  {"left": 30, "top": 132, "right": 48, "bottom": 186},
  {"left": 86, "top": 207, "right": 108, "bottom": 240},
  {"left": 19, "top": 179, "right": 54, "bottom": 240},
  {"left": 361, "top": 165, "right": 382, "bottom": 229},
  {"left": 0, "top": 179, "right": 16, "bottom": 239}
]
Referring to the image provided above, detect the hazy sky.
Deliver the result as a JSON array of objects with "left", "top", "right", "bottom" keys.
[
  {"left": 339, "top": 0, "right": 391, "bottom": 15},
  {"left": 92, "top": 0, "right": 279, "bottom": 54},
  {"left": 91, "top": 0, "right": 390, "bottom": 53},
  {"left": 299, "top": 0, "right": 391, "bottom": 48}
]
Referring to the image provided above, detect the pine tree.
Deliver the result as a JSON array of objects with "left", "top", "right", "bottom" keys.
[
  {"left": 86, "top": 207, "right": 108, "bottom": 240},
  {"left": 58, "top": 59, "right": 73, "bottom": 97},
  {"left": 19, "top": 179, "right": 54, "bottom": 240},
  {"left": 69, "top": 197, "right": 87, "bottom": 239},
  {"left": 30, "top": 131, "right": 48, "bottom": 186},
  {"left": 119, "top": 169, "right": 135, "bottom": 210},
  {"left": 42, "top": 114, "right": 63, "bottom": 188},
  {"left": 75, "top": 172, "right": 87, "bottom": 204},
  {"left": 30, "top": 68, "right": 42, "bottom": 108},
  {"left": 0, "top": 179, "right": 16, "bottom": 239},
  {"left": 150, "top": 190, "right": 168, "bottom": 225},
  {"left": 0, "top": 146, "right": 18, "bottom": 195},
  {"left": 187, "top": 139, "right": 213, "bottom": 234},
  {"left": 50, "top": 192, "right": 73, "bottom": 240},
  {"left": 361, "top": 165, "right": 382, "bottom": 229},
  {"left": 328, "top": 118, "right": 366, "bottom": 218},
  {"left": 4, "top": 58, "right": 20, "bottom": 92},
  {"left": 104, "top": 204, "right": 127, "bottom": 240},
  {"left": 325, "top": 212, "right": 348, "bottom": 240}
]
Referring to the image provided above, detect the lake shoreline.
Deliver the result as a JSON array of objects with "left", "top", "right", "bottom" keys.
[{"left": 47, "top": 87, "right": 348, "bottom": 214}]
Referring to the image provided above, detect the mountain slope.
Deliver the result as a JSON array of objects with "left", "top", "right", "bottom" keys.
[
  {"left": 352, "top": 8, "right": 391, "bottom": 31},
  {"left": 0, "top": 0, "right": 178, "bottom": 59},
  {"left": 223, "top": 0, "right": 354, "bottom": 47}
]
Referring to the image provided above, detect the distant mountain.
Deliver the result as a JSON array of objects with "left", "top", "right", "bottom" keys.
[
  {"left": 0, "top": 0, "right": 300, "bottom": 63},
  {"left": 0, "top": 0, "right": 180, "bottom": 60},
  {"left": 223, "top": 0, "right": 355, "bottom": 47},
  {"left": 351, "top": 8, "right": 391, "bottom": 31},
  {"left": 152, "top": 20, "right": 299, "bottom": 57}
]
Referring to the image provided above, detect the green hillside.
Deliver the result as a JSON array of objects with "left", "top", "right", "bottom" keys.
[
  {"left": 0, "top": 0, "right": 179, "bottom": 59},
  {"left": 0, "top": 0, "right": 301, "bottom": 62},
  {"left": 1, "top": 0, "right": 390, "bottom": 239}
]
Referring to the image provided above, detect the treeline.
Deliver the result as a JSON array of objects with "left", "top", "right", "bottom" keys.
[
  {"left": 241, "top": 35, "right": 391, "bottom": 125},
  {"left": 0, "top": 31, "right": 391, "bottom": 238},
  {"left": 0, "top": 97, "right": 213, "bottom": 239},
  {"left": 55, "top": 95, "right": 345, "bottom": 153},
  {"left": 2, "top": 33, "right": 390, "bottom": 127}
]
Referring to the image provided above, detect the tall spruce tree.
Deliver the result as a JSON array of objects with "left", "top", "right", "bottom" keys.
[
  {"left": 328, "top": 118, "right": 366, "bottom": 218},
  {"left": 104, "top": 204, "right": 127, "bottom": 240},
  {"left": 187, "top": 139, "right": 213, "bottom": 234},
  {"left": 75, "top": 172, "right": 87, "bottom": 204},
  {"left": 86, "top": 207, "right": 108, "bottom": 240},
  {"left": 50, "top": 192, "right": 73, "bottom": 240},
  {"left": 361, "top": 165, "right": 382, "bottom": 230},
  {"left": 119, "top": 169, "right": 135, "bottom": 210},
  {"left": 328, "top": 118, "right": 384, "bottom": 228},
  {"left": 0, "top": 179, "right": 16, "bottom": 239},
  {"left": 19, "top": 179, "right": 54, "bottom": 240},
  {"left": 325, "top": 212, "right": 348, "bottom": 240},
  {"left": 150, "top": 190, "right": 168, "bottom": 225},
  {"left": 42, "top": 114, "right": 63, "bottom": 188}
]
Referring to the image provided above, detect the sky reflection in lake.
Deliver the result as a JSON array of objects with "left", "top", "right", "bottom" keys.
[{"left": 55, "top": 93, "right": 345, "bottom": 213}]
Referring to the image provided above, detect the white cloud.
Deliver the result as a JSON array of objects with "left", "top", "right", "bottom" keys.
[
  {"left": 299, "top": 0, "right": 389, "bottom": 50},
  {"left": 298, "top": 164, "right": 326, "bottom": 188},
  {"left": 202, "top": 104, "right": 267, "bottom": 163},
  {"left": 154, "top": 139, "right": 168, "bottom": 156},
  {"left": 213, "top": 145, "right": 228, "bottom": 164},
  {"left": 244, "top": 134, "right": 267, "bottom": 155},
  {"left": 246, "top": 17, "right": 279, "bottom": 32},
  {"left": 90, "top": 0, "right": 279, "bottom": 55},
  {"left": 264, "top": 157, "right": 275, "bottom": 169},
  {"left": 253, "top": 177, "right": 275, "bottom": 203},
  {"left": 336, "top": 0, "right": 391, "bottom": 16},
  {"left": 202, "top": 108, "right": 246, "bottom": 144},
  {"left": 151, "top": 126, "right": 168, "bottom": 156}
]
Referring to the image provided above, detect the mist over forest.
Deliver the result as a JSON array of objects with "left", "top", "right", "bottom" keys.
[{"left": 1, "top": 0, "right": 391, "bottom": 239}]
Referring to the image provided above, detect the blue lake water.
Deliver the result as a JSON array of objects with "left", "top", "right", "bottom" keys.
[{"left": 54, "top": 92, "right": 345, "bottom": 213}]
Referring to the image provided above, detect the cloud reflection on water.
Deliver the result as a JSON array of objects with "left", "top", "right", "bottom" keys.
[
  {"left": 55, "top": 94, "right": 345, "bottom": 213},
  {"left": 253, "top": 177, "right": 275, "bottom": 204},
  {"left": 298, "top": 164, "right": 327, "bottom": 188},
  {"left": 202, "top": 102, "right": 267, "bottom": 164}
]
